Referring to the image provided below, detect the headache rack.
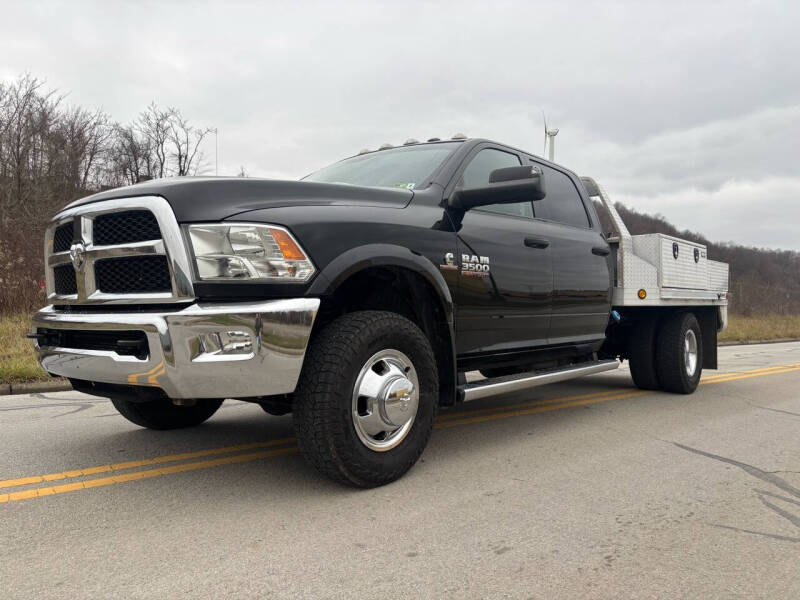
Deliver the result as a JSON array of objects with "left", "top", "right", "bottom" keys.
[{"left": 580, "top": 177, "right": 729, "bottom": 310}]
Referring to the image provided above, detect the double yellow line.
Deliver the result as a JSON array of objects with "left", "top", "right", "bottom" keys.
[{"left": 2, "top": 361, "right": 799, "bottom": 504}]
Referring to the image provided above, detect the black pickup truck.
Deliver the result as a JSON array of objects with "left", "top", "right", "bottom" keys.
[{"left": 31, "top": 136, "right": 729, "bottom": 486}]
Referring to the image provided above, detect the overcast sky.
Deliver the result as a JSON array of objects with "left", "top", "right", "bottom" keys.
[{"left": 2, "top": 0, "right": 798, "bottom": 249}]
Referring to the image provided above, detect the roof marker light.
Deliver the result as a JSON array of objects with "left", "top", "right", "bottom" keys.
[
  {"left": 403, "top": 138, "right": 419, "bottom": 145},
  {"left": 451, "top": 133, "right": 467, "bottom": 140}
]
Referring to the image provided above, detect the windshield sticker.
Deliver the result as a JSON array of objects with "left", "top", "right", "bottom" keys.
[{"left": 392, "top": 182, "right": 415, "bottom": 190}]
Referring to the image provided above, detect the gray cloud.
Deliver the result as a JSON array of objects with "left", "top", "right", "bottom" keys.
[{"left": 2, "top": 0, "right": 799, "bottom": 248}]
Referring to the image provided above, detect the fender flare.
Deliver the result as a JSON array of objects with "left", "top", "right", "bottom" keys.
[
  {"left": 307, "top": 244, "right": 457, "bottom": 405},
  {"left": 307, "top": 244, "right": 454, "bottom": 325}
]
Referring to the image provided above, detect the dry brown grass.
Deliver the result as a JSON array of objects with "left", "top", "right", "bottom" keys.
[
  {"left": 0, "top": 313, "right": 48, "bottom": 383},
  {"left": 719, "top": 314, "right": 800, "bottom": 344}
]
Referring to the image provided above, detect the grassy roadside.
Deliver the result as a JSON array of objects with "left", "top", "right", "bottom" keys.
[
  {"left": 2, "top": 312, "right": 800, "bottom": 385},
  {"left": 0, "top": 313, "right": 49, "bottom": 384},
  {"left": 718, "top": 314, "right": 800, "bottom": 344}
]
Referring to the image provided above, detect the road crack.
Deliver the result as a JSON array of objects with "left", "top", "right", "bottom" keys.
[
  {"left": 671, "top": 441, "right": 800, "bottom": 543},
  {"left": 745, "top": 401, "right": 800, "bottom": 419}
]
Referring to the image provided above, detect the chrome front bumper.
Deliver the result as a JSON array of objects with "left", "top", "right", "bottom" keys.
[{"left": 31, "top": 299, "right": 320, "bottom": 399}]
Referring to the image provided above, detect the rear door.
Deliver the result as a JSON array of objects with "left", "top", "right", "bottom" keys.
[
  {"left": 450, "top": 144, "right": 553, "bottom": 357},
  {"left": 528, "top": 160, "right": 612, "bottom": 346}
]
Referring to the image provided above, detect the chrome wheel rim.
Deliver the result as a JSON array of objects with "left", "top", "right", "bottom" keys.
[
  {"left": 351, "top": 349, "right": 419, "bottom": 452},
  {"left": 684, "top": 329, "right": 698, "bottom": 377}
]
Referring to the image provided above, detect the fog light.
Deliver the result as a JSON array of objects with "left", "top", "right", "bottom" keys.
[{"left": 199, "top": 330, "right": 253, "bottom": 356}]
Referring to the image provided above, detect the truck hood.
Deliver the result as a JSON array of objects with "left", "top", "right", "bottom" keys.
[{"left": 60, "top": 177, "right": 413, "bottom": 222}]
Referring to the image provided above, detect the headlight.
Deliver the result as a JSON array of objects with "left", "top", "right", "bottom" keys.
[{"left": 187, "top": 224, "right": 315, "bottom": 282}]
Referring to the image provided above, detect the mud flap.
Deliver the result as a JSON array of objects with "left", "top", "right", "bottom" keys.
[{"left": 696, "top": 308, "right": 718, "bottom": 370}]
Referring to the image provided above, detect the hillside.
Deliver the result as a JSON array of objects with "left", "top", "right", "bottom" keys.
[{"left": 614, "top": 203, "right": 800, "bottom": 315}]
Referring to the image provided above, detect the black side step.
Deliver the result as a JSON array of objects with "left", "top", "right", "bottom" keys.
[{"left": 458, "top": 360, "right": 619, "bottom": 402}]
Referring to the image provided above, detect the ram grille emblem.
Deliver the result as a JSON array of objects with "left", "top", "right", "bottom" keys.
[{"left": 69, "top": 243, "right": 86, "bottom": 271}]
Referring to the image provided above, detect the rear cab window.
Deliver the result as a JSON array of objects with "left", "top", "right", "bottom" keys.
[{"left": 530, "top": 160, "right": 591, "bottom": 228}]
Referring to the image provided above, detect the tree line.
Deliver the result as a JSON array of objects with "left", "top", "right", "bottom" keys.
[{"left": 0, "top": 75, "right": 213, "bottom": 312}]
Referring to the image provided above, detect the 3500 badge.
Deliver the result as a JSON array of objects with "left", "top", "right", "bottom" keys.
[{"left": 440, "top": 253, "right": 491, "bottom": 277}]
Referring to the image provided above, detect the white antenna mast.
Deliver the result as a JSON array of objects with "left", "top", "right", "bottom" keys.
[{"left": 542, "top": 110, "right": 559, "bottom": 161}]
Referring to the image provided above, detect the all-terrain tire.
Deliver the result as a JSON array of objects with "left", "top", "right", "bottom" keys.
[
  {"left": 628, "top": 317, "right": 660, "bottom": 390},
  {"left": 655, "top": 312, "right": 703, "bottom": 394},
  {"left": 110, "top": 397, "right": 223, "bottom": 430},
  {"left": 292, "top": 311, "right": 438, "bottom": 488}
]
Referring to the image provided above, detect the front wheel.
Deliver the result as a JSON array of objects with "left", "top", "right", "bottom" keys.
[
  {"left": 292, "top": 311, "right": 438, "bottom": 487},
  {"left": 656, "top": 312, "right": 703, "bottom": 394},
  {"left": 110, "top": 397, "right": 223, "bottom": 430}
]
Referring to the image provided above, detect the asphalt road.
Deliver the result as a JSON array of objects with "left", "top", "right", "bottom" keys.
[{"left": 2, "top": 342, "right": 800, "bottom": 599}]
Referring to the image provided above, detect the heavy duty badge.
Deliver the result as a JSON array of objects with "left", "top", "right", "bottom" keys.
[{"left": 439, "top": 253, "right": 458, "bottom": 270}]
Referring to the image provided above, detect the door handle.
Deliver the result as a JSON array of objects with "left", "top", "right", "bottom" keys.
[
  {"left": 524, "top": 237, "right": 550, "bottom": 249},
  {"left": 592, "top": 246, "right": 610, "bottom": 256}
]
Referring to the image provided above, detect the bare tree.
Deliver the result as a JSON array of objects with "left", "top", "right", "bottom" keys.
[
  {"left": 167, "top": 108, "right": 212, "bottom": 176},
  {"left": 138, "top": 102, "right": 171, "bottom": 178}
]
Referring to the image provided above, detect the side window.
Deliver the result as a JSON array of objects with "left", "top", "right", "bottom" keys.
[
  {"left": 534, "top": 164, "right": 591, "bottom": 228},
  {"left": 461, "top": 148, "right": 532, "bottom": 219}
]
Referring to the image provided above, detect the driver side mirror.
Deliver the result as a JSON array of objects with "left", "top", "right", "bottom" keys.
[{"left": 449, "top": 165, "right": 546, "bottom": 210}]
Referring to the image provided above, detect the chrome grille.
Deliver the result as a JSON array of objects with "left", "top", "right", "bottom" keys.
[
  {"left": 93, "top": 210, "right": 161, "bottom": 246},
  {"left": 44, "top": 196, "right": 195, "bottom": 305},
  {"left": 95, "top": 256, "right": 172, "bottom": 293}
]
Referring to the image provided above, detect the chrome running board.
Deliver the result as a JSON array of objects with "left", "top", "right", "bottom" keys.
[{"left": 459, "top": 359, "right": 620, "bottom": 402}]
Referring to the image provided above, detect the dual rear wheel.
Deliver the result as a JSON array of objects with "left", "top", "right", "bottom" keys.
[{"left": 629, "top": 312, "right": 703, "bottom": 394}]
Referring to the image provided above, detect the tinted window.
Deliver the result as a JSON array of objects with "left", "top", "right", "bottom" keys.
[
  {"left": 461, "top": 149, "right": 532, "bottom": 219},
  {"left": 304, "top": 142, "right": 459, "bottom": 190},
  {"left": 534, "top": 164, "right": 590, "bottom": 228}
]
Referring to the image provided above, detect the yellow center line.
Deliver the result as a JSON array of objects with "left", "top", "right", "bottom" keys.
[
  {"left": 0, "top": 446, "right": 299, "bottom": 503},
  {"left": 699, "top": 366, "right": 800, "bottom": 385},
  {"left": 701, "top": 362, "right": 800, "bottom": 382},
  {"left": 2, "top": 360, "right": 799, "bottom": 503},
  {"left": 0, "top": 437, "right": 295, "bottom": 490}
]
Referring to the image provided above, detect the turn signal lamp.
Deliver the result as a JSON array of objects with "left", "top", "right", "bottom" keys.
[{"left": 638, "top": 289, "right": 647, "bottom": 299}]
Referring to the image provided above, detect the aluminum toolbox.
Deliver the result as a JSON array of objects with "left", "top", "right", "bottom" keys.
[{"left": 631, "top": 234, "right": 708, "bottom": 290}]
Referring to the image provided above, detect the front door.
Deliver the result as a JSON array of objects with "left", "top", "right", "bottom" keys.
[{"left": 450, "top": 145, "right": 553, "bottom": 358}]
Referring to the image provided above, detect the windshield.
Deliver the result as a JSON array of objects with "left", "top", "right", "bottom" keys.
[{"left": 303, "top": 142, "right": 460, "bottom": 190}]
